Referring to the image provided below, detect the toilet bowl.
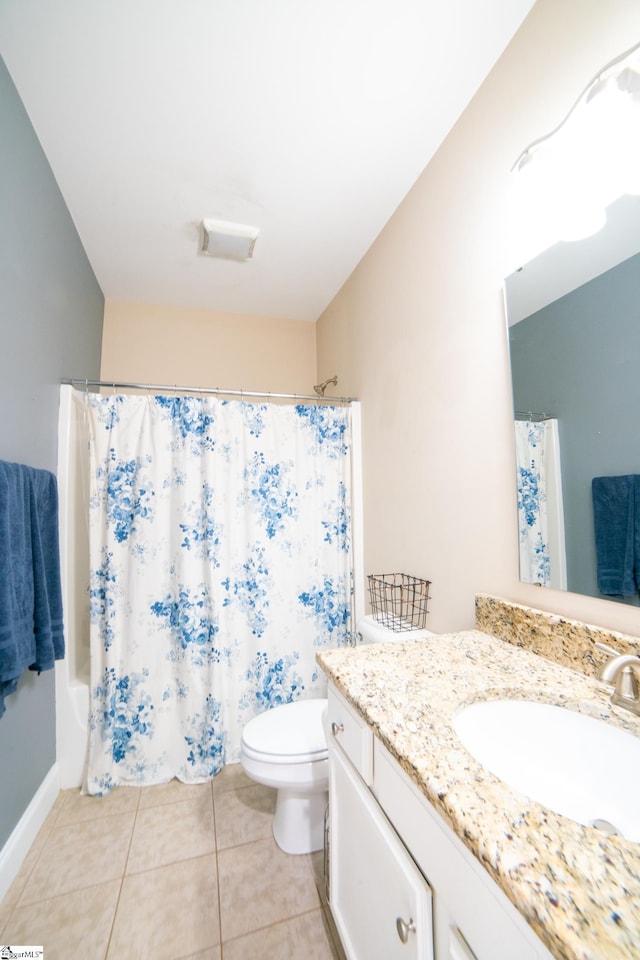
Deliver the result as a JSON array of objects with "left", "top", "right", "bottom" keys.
[
  {"left": 240, "top": 698, "right": 329, "bottom": 855},
  {"left": 240, "top": 615, "right": 435, "bottom": 855}
]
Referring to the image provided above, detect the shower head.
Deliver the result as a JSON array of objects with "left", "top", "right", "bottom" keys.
[{"left": 313, "top": 375, "right": 338, "bottom": 397}]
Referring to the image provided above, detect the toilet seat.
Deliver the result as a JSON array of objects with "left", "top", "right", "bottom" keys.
[{"left": 241, "top": 698, "right": 328, "bottom": 765}]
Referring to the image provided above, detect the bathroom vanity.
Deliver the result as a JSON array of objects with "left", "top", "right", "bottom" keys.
[{"left": 318, "top": 597, "right": 640, "bottom": 960}]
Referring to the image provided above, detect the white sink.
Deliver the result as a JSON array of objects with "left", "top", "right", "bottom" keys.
[{"left": 452, "top": 699, "right": 640, "bottom": 842}]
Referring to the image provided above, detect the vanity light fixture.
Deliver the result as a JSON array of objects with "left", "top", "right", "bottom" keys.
[
  {"left": 511, "top": 42, "right": 640, "bottom": 175},
  {"left": 511, "top": 41, "right": 640, "bottom": 259},
  {"left": 200, "top": 218, "right": 260, "bottom": 261}
]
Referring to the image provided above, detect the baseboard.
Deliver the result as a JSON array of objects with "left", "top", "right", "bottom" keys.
[{"left": 0, "top": 764, "right": 60, "bottom": 904}]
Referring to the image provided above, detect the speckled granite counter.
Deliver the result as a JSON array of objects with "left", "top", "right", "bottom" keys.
[
  {"left": 317, "top": 631, "right": 640, "bottom": 960},
  {"left": 476, "top": 593, "right": 640, "bottom": 675}
]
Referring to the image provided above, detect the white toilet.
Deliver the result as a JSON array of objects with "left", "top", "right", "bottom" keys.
[{"left": 240, "top": 615, "right": 434, "bottom": 855}]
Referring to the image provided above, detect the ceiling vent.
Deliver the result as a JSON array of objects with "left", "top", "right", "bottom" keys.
[{"left": 200, "top": 218, "right": 259, "bottom": 261}]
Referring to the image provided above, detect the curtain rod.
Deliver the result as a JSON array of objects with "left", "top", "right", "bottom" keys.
[
  {"left": 515, "top": 411, "right": 554, "bottom": 422},
  {"left": 62, "top": 378, "right": 357, "bottom": 404}
]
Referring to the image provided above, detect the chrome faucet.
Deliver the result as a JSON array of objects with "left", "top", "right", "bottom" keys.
[{"left": 596, "top": 642, "right": 640, "bottom": 716}]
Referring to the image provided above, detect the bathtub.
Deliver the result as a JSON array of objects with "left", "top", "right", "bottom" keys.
[
  {"left": 54, "top": 386, "right": 367, "bottom": 789},
  {"left": 56, "top": 385, "right": 91, "bottom": 788}
]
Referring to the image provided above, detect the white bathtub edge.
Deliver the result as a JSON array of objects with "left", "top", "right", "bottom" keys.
[
  {"left": 55, "top": 661, "right": 89, "bottom": 789},
  {"left": 56, "top": 384, "right": 90, "bottom": 791}
]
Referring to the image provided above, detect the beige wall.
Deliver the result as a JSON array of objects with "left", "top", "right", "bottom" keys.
[
  {"left": 101, "top": 300, "right": 316, "bottom": 396},
  {"left": 317, "top": 0, "right": 640, "bottom": 636}
]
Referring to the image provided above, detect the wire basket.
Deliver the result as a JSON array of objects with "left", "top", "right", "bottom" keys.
[{"left": 367, "top": 573, "right": 431, "bottom": 632}]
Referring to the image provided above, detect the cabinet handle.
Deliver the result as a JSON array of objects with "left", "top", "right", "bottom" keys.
[
  {"left": 331, "top": 721, "right": 344, "bottom": 736},
  {"left": 396, "top": 916, "right": 416, "bottom": 943}
]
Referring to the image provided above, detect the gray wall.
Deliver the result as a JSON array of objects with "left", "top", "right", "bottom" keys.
[
  {"left": 0, "top": 57, "right": 103, "bottom": 848},
  {"left": 510, "top": 252, "right": 640, "bottom": 602}
]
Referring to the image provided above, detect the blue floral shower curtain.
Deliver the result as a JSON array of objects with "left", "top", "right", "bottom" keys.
[
  {"left": 515, "top": 419, "right": 551, "bottom": 586},
  {"left": 514, "top": 418, "right": 567, "bottom": 591},
  {"left": 84, "top": 393, "right": 353, "bottom": 795}
]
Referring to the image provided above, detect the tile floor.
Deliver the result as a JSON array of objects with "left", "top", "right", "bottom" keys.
[{"left": 0, "top": 765, "right": 346, "bottom": 959}]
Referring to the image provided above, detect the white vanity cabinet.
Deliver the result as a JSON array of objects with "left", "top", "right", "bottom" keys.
[
  {"left": 330, "top": 739, "right": 435, "bottom": 959},
  {"left": 328, "top": 687, "right": 434, "bottom": 959},
  {"left": 327, "top": 684, "right": 554, "bottom": 960}
]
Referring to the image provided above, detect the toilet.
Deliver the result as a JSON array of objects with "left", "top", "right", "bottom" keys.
[{"left": 240, "top": 615, "right": 434, "bottom": 855}]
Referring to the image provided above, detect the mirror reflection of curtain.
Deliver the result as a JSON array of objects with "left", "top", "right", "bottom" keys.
[{"left": 514, "top": 419, "right": 567, "bottom": 590}]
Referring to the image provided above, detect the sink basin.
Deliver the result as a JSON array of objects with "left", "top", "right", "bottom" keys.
[{"left": 452, "top": 699, "right": 640, "bottom": 841}]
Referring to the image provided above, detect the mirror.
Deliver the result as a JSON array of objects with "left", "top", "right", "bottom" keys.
[{"left": 505, "top": 193, "right": 640, "bottom": 604}]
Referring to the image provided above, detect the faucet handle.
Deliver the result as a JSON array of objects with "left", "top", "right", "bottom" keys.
[
  {"left": 595, "top": 642, "right": 621, "bottom": 684},
  {"left": 595, "top": 641, "right": 621, "bottom": 658}
]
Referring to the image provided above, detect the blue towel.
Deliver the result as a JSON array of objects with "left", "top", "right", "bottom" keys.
[
  {"left": 29, "top": 467, "right": 65, "bottom": 669},
  {"left": 592, "top": 475, "right": 637, "bottom": 597},
  {"left": 0, "top": 460, "right": 65, "bottom": 717},
  {"left": 635, "top": 476, "right": 640, "bottom": 593}
]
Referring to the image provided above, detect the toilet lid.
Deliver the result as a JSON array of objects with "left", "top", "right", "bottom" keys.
[{"left": 241, "top": 698, "right": 328, "bottom": 761}]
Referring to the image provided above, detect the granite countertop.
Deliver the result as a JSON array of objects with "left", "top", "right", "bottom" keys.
[{"left": 317, "top": 631, "right": 640, "bottom": 960}]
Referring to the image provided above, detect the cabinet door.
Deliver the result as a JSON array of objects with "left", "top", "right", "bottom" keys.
[
  {"left": 447, "top": 927, "right": 478, "bottom": 960},
  {"left": 329, "top": 742, "right": 434, "bottom": 960},
  {"left": 373, "top": 740, "right": 543, "bottom": 960}
]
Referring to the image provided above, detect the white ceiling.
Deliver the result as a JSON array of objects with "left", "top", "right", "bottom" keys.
[{"left": 0, "top": 0, "right": 536, "bottom": 322}]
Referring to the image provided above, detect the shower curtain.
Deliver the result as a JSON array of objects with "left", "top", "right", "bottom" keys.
[
  {"left": 514, "top": 418, "right": 566, "bottom": 590},
  {"left": 84, "top": 393, "right": 353, "bottom": 795}
]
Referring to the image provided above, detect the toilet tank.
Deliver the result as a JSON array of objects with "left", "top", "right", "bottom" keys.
[{"left": 356, "top": 614, "right": 434, "bottom": 644}]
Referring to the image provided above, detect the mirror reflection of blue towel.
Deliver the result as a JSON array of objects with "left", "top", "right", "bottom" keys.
[
  {"left": 0, "top": 460, "right": 65, "bottom": 717},
  {"left": 592, "top": 475, "right": 639, "bottom": 597}
]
